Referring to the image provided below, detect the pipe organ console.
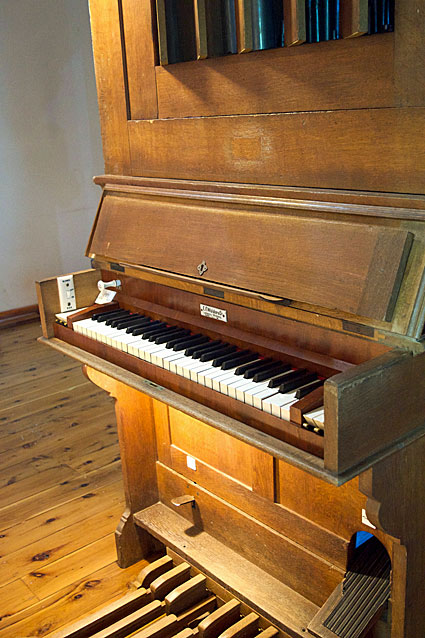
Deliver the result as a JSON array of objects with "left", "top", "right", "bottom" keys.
[{"left": 37, "top": 1, "right": 425, "bottom": 636}]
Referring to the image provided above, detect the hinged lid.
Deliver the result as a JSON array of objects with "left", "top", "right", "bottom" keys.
[{"left": 87, "top": 178, "right": 425, "bottom": 339}]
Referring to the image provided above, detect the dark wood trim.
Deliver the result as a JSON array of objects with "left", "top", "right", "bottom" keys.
[
  {"left": 93, "top": 174, "right": 425, "bottom": 217},
  {"left": 0, "top": 304, "right": 39, "bottom": 330}
]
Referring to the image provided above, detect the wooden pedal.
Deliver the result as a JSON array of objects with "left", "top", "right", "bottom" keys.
[
  {"left": 45, "top": 588, "right": 153, "bottom": 638},
  {"left": 137, "top": 555, "right": 175, "bottom": 588},
  {"left": 166, "top": 574, "right": 208, "bottom": 615},
  {"left": 151, "top": 563, "right": 192, "bottom": 600},
  {"left": 46, "top": 555, "right": 282, "bottom": 638},
  {"left": 198, "top": 600, "right": 241, "bottom": 638},
  {"left": 90, "top": 600, "right": 164, "bottom": 638},
  {"left": 218, "top": 612, "right": 259, "bottom": 638}
]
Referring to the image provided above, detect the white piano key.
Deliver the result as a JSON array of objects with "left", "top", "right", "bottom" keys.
[
  {"left": 262, "top": 392, "right": 290, "bottom": 414},
  {"left": 218, "top": 372, "right": 241, "bottom": 394},
  {"left": 189, "top": 363, "right": 216, "bottom": 382},
  {"left": 304, "top": 407, "right": 324, "bottom": 426},
  {"left": 150, "top": 346, "right": 174, "bottom": 367},
  {"left": 161, "top": 353, "right": 188, "bottom": 372},
  {"left": 280, "top": 399, "right": 299, "bottom": 420},
  {"left": 137, "top": 342, "right": 168, "bottom": 362},
  {"left": 211, "top": 369, "right": 239, "bottom": 391},
  {"left": 105, "top": 328, "right": 128, "bottom": 345},
  {"left": 252, "top": 387, "right": 281, "bottom": 409},
  {"left": 204, "top": 367, "right": 234, "bottom": 389},
  {"left": 227, "top": 378, "right": 254, "bottom": 399},
  {"left": 72, "top": 318, "right": 93, "bottom": 336},
  {"left": 264, "top": 392, "right": 297, "bottom": 417},
  {"left": 196, "top": 366, "right": 222, "bottom": 387},
  {"left": 111, "top": 333, "right": 141, "bottom": 351},
  {"left": 240, "top": 381, "right": 272, "bottom": 405},
  {"left": 127, "top": 339, "right": 147, "bottom": 356},
  {"left": 175, "top": 356, "right": 198, "bottom": 376},
  {"left": 175, "top": 358, "right": 209, "bottom": 376},
  {"left": 129, "top": 339, "right": 157, "bottom": 358}
]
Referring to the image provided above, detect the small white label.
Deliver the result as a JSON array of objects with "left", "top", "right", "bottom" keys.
[
  {"left": 362, "top": 508, "right": 377, "bottom": 530},
  {"left": 186, "top": 455, "right": 197, "bottom": 471},
  {"left": 200, "top": 304, "right": 227, "bottom": 322},
  {"left": 95, "top": 289, "right": 117, "bottom": 304}
]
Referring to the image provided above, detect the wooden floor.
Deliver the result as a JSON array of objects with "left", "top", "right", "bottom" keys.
[{"left": 0, "top": 321, "right": 148, "bottom": 637}]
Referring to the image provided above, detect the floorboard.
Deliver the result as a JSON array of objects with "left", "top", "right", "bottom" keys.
[{"left": 0, "top": 322, "right": 149, "bottom": 636}]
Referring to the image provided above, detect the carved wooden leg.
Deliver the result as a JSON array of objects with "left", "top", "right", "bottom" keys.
[
  {"left": 360, "top": 436, "right": 425, "bottom": 638},
  {"left": 84, "top": 365, "right": 162, "bottom": 567}
]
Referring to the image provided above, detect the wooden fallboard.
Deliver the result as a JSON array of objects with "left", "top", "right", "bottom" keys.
[{"left": 88, "top": 191, "right": 412, "bottom": 322}]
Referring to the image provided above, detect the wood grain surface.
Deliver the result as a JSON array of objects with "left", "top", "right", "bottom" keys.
[
  {"left": 0, "top": 322, "right": 148, "bottom": 637},
  {"left": 89, "top": 192, "right": 412, "bottom": 320},
  {"left": 127, "top": 107, "right": 425, "bottom": 194}
]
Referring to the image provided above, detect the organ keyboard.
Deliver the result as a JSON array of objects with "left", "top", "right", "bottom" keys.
[
  {"left": 36, "top": 1, "right": 425, "bottom": 636},
  {"left": 70, "top": 307, "right": 326, "bottom": 431}
]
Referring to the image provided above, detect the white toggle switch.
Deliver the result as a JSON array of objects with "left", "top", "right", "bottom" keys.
[{"left": 57, "top": 275, "right": 76, "bottom": 312}]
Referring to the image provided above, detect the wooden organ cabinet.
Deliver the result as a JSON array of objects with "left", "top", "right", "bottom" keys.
[{"left": 37, "top": 2, "right": 425, "bottom": 637}]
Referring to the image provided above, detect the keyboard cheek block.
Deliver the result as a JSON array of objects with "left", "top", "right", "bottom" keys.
[{"left": 53, "top": 321, "right": 325, "bottom": 459}]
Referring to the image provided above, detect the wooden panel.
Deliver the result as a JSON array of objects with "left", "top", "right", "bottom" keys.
[
  {"left": 277, "top": 463, "right": 366, "bottom": 540},
  {"left": 127, "top": 107, "right": 425, "bottom": 194},
  {"left": 395, "top": 1, "right": 425, "bottom": 107},
  {"left": 341, "top": 0, "right": 368, "bottom": 38},
  {"left": 121, "top": 0, "right": 158, "bottom": 119},
  {"left": 325, "top": 349, "right": 425, "bottom": 474},
  {"left": 283, "top": 0, "right": 306, "bottom": 46},
  {"left": 36, "top": 269, "right": 100, "bottom": 338},
  {"left": 85, "top": 366, "right": 160, "bottom": 567},
  {"left": 360, "top": 436, "right": 425, "bottom": 637},
  {"left": 167, "top": 444, "right": 349, "bottom": 568},
  {"left": 88, "top": 0, "right": 131, "bottom": 173},
  {"left": 0, "top": 304, "right": 39, "bottom": 330},
  {"left": 168, "top": 408, "right": 254, "bottom": 487},
  {"left": 88, "top": 192, "right": 412, "bottom": 320},
  {"left": 155, "top": 0, "right": 169, "bottom": 65},
  {"left": 156, "top": 464, "right": 343, "bottom": 606},
  {"left": 93, "top": 174, "right": 425, "bottom": 216},
  {"left": 155, "top": 33, "right": 393, "bottom": 118}
]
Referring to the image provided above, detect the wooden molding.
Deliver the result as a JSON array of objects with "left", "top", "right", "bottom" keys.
[{"left": 0, "top": 304, "right": 39, "bottom": 330}]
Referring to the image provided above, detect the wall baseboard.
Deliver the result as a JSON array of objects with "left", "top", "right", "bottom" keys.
[{"left": 0, "top": 304, "right": 40, "bottom": 330}]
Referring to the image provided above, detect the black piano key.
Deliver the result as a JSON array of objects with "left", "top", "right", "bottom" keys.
[
  {"left": 170, "top": 334, "right": 208, "bottom": 351},
  {"left": 295, "top": 378, "right": 324, "bottom": 400},
  {"left": 252, "top": 363, "right": 291, "bottom": 383},
  {"left": 154, "top": 328, "right": 190, "bottom": 345},
  {"left": 112, "top": 315, "right": 145, "bottom": 329},
  {"left": 92, "top": 309, "right": 122, "bottom": 321},
  {"left": 267, "top": 368, "right": 300, "bottom": 388},
  {"left": 279, "top": 371, "right": 317, "bottom": 394},
  {"left": 199, "top": 345, "right": 236, "bottom": 363},
  {"left": 131, "top": 320, "right": 163, "bottom": 336},
  {"left": 146, "top": 325, "right": 176, "bottom": 341},
  {"left": 126, "top": 317, "right": 153, "bottom": 333},
  {"left": 212, "top": 349, "right": 251, "bottom": 368},
  {"left": 243, "top": 360, "right": 281, "bottom": 380},
  {"left": 234, "top": 357, "right": 265, "bottom": 375},
  {"left": 221, "top": 352, "right": 258, "bottom": 371},
  {"left": 191, "top": 341, "right": 224, "bottom": 359},
  {"left": 104, "top": 310, "right": 131, "bottom": 325}
]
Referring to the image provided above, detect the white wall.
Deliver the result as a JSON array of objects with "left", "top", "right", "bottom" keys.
[{"left": 0, "top": 0, "right": 104, "bottom": 311}]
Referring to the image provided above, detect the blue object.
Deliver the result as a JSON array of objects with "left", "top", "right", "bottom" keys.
[{"left": 355, "top": 531, "right": 374, "bottom": 548}]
